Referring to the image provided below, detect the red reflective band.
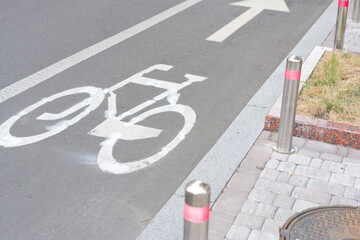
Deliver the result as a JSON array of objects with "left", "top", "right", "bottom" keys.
[
  {"left": 184, "top": 204, "right": 210, "bottom": 223},
  {"left": 285, "top": 69, "right": 301, "bottom": 80},
  {"left": 338, "top": 0, "right": 349, "bottom": 7}
]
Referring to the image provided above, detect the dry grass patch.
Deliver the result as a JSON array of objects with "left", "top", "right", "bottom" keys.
[{"left": 297, "top": 51, "right": 360, "bottom": 126}]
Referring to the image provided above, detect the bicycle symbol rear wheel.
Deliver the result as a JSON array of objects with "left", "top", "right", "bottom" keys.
[{"left": 0, "top": 87, "right": 104, "bottom": 147}]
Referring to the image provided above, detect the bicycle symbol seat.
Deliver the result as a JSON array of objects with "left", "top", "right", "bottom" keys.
[{"left": 0, "top": 64, "right": 207, "bottom": 174}]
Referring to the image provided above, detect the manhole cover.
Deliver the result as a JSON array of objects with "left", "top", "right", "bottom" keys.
[{"left": 280, "top": 206, "right": 360, "bottom": 240}]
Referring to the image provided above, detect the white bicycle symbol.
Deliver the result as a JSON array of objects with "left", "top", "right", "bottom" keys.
[{"left": 0, "top": 64, "right": 207, "bottom": 174}]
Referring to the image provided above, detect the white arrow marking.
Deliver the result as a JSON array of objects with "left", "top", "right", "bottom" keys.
[
  {"left": 207, "top": 7, "right": 264, "bottom": 42},
  {"left": 207, "top": 0, "right": 290, "bottom": 42}
]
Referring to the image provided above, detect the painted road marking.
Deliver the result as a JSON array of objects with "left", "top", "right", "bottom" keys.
[
  {"left": 206, "top": 0, "right": 290, "bottom": 42},
  {"left": 0, "top": 64, "right": 207, "bottom": 174},
  {"left": 0, "top": 0, "right": 203, "bottom": 105}
]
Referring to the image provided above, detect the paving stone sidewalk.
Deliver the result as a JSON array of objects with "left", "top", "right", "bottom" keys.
[
  {"left": 208, "top": 131, "right": 360, "bottom": 240},
  {"left": 322, "top": 0, "right": 360, "bottom": 52},
  {"left": 209, "top": 7, "right": 360, "bottom": 239}
]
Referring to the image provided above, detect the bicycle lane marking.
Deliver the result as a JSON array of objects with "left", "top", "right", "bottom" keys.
[
  {"left": 0, "top": 0, "right": 203, "bottom": 105},
  {"left": 0, "top": 64, "right": 208, "bottom": 175},
  {"left": 91, "top": 66, "right": 207, "bottom": 174}
]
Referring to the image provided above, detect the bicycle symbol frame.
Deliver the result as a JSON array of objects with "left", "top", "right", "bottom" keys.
[{"left": 0, "top": 64, "right": 207, "bottom": 174}]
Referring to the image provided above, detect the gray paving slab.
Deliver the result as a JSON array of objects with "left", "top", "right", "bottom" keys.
[
  {"left": 259, "top": 168, "right": 280, "bottom": 181},
  {"left": 212, "top": 193, "right": 246, "bottom": 216},
  {"left": 330, "top": 173, "right": 355, "bottom": 187},
  {"left": 289, "top": 174, "right": 309, "bottom": 188},
  {"left": 209, "top": 232, "right": 225, "bottom": 240},
  {"left": 233, "top": 212, "right": 265, "bottom": 231},
  {"left": 292, "top": 199, "right": 321, "bottom": 212},
  {"left": 247, "top": 230, "right": 278, "bottom": 240},
  {"left": 288, "top": 154, "right": 311, "bottom": 166},
  {"left": 345, "top": 165, "right": 360, "bottom": 178},
  {"left": 277, "top": 162, "right": 296, "bottom": 173},
  {"left": 241, "top": 200, "right": 259, "bottom": 214},
  {"left": 348, "top": 149, "right": 360, "bottom": 159},
  {"left": 294, "top": 165, "right": 331, "bottom": 181},
  {"left": 226, "top": 225, "right": 251, "bottom": 240},
  {"left": 292, "top": 187, "right": 332, "bottom": 205},
  {"left": 223, "top": 188, "right": 250, "bottom": 199},
  {"left": 343, "top": 157, "right": 360, "bottom": 166},
  {"left": 344, "top": 187, "right": 360, "bottom": 201},
  {"left": 271, "top": 152, "right": 289, "bottom": 161},
  {"left": 248, "top": 188, "right": 276, "bottom": 205},
  {"left": 321, "top": 161, "right": 345, "bottom": 173},
  {"left": 262, "top": 219, "right": 283, "bottom": 235},
  {"left": 304, "top": 140, "right": 338, "bottom": 154},
  {"left": 209, "top": 212, "right": 235, "bottom": 237},
  {"left": 266, "top": 159, "right": 280, "bottom": 169},
  {"left": 310, "top": 158, "right": 323, "bottom": 168},
  {"left": 277, "top": 172, "right": 292, "bottom": 183},
  {"left": 273, "top": 195, "right": 295, "bottom": 210},
  {"left": 337, "top": 146, "right": 349, "bottom": 157},
  {"left": 228, "top": 170, "right": 260, "bottom": 191},
  {"left": 292, "top": 137, "right": 306, "bottom": 148},
  {"left": 331, "top": 196, "right": 358, "bottom": 207},
  {"left": 307, "top": 178, "right": 346, "bottom": 196},
  {"left": 321, "top": 152, "right": 343, "bottom": 162},
  {"left": 254, "top": 203, "right": 277, "bottom": 218},
  {"left": 273, "top": 208, "right": 296, "bottom": 222},
  {"left": 298, "top": 148, "right": 321, "bottom": 158},
  {"left": 255, "top": 178, "right": 294, "bottom": 195}
]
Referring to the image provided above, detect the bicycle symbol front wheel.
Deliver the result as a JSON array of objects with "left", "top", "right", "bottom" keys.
[{"left": 97, "top": 104, "right": 196, "bottom": 174}]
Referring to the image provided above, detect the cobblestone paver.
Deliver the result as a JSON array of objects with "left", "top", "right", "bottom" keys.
[
  {"left": 323, "top": 1, "right": 360, "bottom": 52},
  {"left": 208, "top": 131, "right": 360, "bottom": 239},
  {"left": 343, "top": 21, "right": 360, "bottom": 52}
]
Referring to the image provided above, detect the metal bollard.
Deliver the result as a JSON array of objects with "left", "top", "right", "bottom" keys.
[
  {"left": 274, "top": 56, "right": 302, "bottom": 154},
  {"left": 353, "top": 0, "right": 360, "bottom": 22},
  {"left": 334, "top": 0, "right": 349, "bottom": 50},
  {"left": 184, "top": 180, "right": 210, "bottom": 240}
]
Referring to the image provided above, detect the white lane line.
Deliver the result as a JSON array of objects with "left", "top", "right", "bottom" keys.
[{"left": 0, "top": 0, "right": 203, "bottom": 104}]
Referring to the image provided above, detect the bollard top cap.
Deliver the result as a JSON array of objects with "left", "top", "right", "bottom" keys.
[
  {"left": 185, "top": 180, "right": 210, "bottom": 207},
  {"left": 287, "top": 55, "right": 302, "bottom": 64},
  {"left": 286, "top": 55, "right": 303, "bottom": 72}
]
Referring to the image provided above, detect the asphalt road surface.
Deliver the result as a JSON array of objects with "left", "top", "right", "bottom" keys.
[{"left": 0, "top": 0, "right": 332, "bottom": 239}]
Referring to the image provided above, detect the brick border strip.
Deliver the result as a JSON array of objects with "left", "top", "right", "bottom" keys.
[
  {"left": 264, "top": 46, "right": 360, "bottom": 149},
  {"left": 265, "top": 114, "right": 360, "bottom": 149}
]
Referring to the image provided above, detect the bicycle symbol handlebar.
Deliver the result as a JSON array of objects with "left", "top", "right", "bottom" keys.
[{"left": 0, "top": 64, "right": 207, "bottom": 174}]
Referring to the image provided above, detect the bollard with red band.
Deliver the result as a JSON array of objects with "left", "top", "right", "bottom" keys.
[
  {"left": 334, "top": 0, "right": 349, "bottom": 50},
  {"left": 338, "top": 0, "right": 349, "bottom": 7},
  {"left": 184, "top": 180, "right": 210, "bottom": 240},
  {"left": 274, "top": 55, "right": 302, "bottom": 154}
]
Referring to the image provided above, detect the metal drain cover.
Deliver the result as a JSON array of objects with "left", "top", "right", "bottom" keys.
[{"left": 280, "top": 206, "right": 360, "bottom": 240}]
